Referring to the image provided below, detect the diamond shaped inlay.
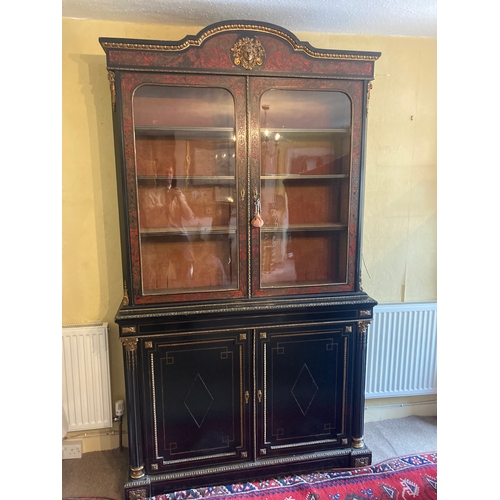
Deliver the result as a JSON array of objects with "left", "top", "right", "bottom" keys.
[
  {"left": 184, "top": 373, "right": 214, "bottom": 428},
  {"left": 291, "top": 364, "right": 318, "bottom": 416}
]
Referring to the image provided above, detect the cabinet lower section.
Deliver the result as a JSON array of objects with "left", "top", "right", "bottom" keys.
[{"left": 118, "top": 297, "right": 375, "bottom": 500}]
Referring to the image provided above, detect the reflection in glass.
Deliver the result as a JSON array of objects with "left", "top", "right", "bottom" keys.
[
  {"left": 133, "top": 85, "right": 238, "bottom": 295},
  {"left": 259, "top": 89, "right": 352, "bottom": 288}
]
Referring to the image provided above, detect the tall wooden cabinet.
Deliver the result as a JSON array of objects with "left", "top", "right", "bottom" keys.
[{"left": 100, "top": 21, "right": 380, "bottom": 500}]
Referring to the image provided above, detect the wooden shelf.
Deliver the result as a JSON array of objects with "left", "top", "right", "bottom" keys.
[
  {"left": 260, "top": 223, "right": 347, "bottom": 233},
  {"left": 261, "top": 174, "right": 349, "bottom": 180},
  {"left": 135, "top": 126, "right": 235, "bottom": 137},
  {"left": 262, "top": 128, "right": 349, "bottom": 135},
  {"left": 138, "top": 175, "right": 236, "bottom": 184},
  {"left": 141, "top": 226, "right": 237, "bottom": 237}
]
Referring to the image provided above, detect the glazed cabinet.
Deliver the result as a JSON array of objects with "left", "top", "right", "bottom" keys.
[{"left": 100, "top": 21, "right": 379, "bottom": 500}]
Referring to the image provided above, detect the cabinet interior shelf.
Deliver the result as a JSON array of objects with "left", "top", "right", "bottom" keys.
[
  {"left": 138, "top": 175, "right": 236, "bottom": 183},
  {"left": 135, "top": 126, "right": 236, "bottom": 137},
  {"left": 262, "top": 128, "right": 350, "bottom": 136},
  {"left": 141, "top": 226, "right": 237, "bottom": 237},
  {"left": 144, "top": 284, "right": 234, "bottom": 295},
  {"left": 261, "top": 174, "right": 349, "bottom": 180},
  {"left": 260, "top": 223, "right": 348, "bottom": 232},
  {"left": 134, "top": 126, "right": 350, "bottom": 138},
  {"left": 140, "top": 224, "right": 345, "bottom": 237}
]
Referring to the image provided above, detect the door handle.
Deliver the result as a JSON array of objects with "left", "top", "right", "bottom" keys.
[{"left": 257, "top": 390, "right": 263, "bottom": 403}]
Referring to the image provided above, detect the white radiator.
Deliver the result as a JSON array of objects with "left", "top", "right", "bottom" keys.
[
  {"left": 62, "top": 323, "right": 113, "bottom": 431},
  {"left": 365, "top": 302, "right": 437, "bottom": 398}
]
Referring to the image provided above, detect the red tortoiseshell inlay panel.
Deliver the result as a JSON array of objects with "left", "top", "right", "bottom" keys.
[{"left": 106, "top": 31, "right": 374, "bottom": 78}]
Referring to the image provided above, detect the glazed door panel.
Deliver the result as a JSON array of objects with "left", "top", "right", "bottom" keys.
[
  {"left": 117, "top": 73, "right": 248, "bottom": 305},
  {"left": 141, "top": 331, "right": 251, "bottom": 473},
  {"left": 256, "top": 324, "right": 353, "bottom": 458},
  {"left": 248, "top": 78, "right": 365, "bottom": 297}
]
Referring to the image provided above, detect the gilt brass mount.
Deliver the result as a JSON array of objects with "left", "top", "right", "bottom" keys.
[
  {"left": 352, "top": 436, "right": 364, "bottom": 449},
  {"left": 231, "top": 36, "right": 265, "bottom": 70},
  {"left": 354, "top": 456, "right": 370, "bottom": 467},
  {"left": 357, "top": 321, "right": 371, "bottom": 334},
  {"left": 129, "top": 464, "right": 145, "bottom": 479},
  {"left": 121, "top": 280, "right": 129, "bottom": 306},
  {"left": 107, "top": 71, "right": 116, "bottom": 112},
  {"left": 128, "top": 488, "right": 148, "bottom": 500},
  {"left": 121, "top": 337, "right": 138, "bottom": 352}
]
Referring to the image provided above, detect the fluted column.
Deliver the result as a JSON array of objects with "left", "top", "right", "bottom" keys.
[
  {"left": 121, "top": 334, "right": 145, "bottom": 479},
  {"left": 352, "top": 320, "right": 371, "bottom": 449}
]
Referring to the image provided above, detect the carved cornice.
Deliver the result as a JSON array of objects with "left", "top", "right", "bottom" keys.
[{"left": 100, "top": 22, "right": 381, "bottom": 62}]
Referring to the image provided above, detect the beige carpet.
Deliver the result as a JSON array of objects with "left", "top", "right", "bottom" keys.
[{"left": 62, "top": 415, "right": 437, "bottom": 500}]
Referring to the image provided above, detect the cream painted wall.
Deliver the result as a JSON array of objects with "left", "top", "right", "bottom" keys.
[
  {"left": 287, "top": 31, "right": 437, "bottom": 302},
  {"left": 62, "top": 18, "right": 436, "bottom": 451}
]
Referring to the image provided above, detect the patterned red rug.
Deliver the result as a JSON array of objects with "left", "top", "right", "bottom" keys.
[{"left": 145, "top": 452, "right": 437, "bottom": 500}]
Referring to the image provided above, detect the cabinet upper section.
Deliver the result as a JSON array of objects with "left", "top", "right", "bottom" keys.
[
  {"left": 100, "top": 21, "right": 380, "bottom": 80},
  {"left": 100, "top": 21, "right": 380, "bottom": 310}
]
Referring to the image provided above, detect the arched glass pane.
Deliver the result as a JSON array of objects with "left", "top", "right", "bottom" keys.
[
  {"left": 259, "top": 89, "right": 352, "bottom": 288},
  {"left": 133, "top": 85, "right": 238, "bottom": 295}
]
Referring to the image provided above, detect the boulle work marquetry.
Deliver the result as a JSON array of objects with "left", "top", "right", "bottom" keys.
[{"left": 99, "top": 20, "right": 379, "bottom": 499}]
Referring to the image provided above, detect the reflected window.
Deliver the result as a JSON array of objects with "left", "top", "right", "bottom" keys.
[
  {"left": 133, "top": 85, "right": 239, "bottom": 294},
  {"left": 259, "top": 89, "right": 352, "bottom": 288}
]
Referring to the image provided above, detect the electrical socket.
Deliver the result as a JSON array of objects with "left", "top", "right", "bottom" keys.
[{"left": 62, "top": 440, "right": 82, "bottom": 459}]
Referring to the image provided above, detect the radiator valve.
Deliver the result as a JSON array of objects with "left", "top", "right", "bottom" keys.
[{"left": 113, "top": 399, "right": 124, "bottom": 422}]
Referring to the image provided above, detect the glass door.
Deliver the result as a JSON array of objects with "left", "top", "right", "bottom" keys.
[
  {"left": 120, "top": 74, "right": 248, "bottom": 304},
  {"left": 249, "top": 78, "right": 364, "bottom": 297}
]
